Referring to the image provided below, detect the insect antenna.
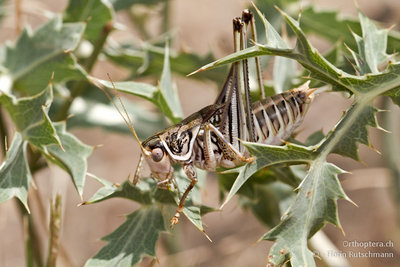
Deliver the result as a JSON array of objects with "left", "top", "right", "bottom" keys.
[{"left": 93, "top": 74, "right": 149, "bottom": 155}]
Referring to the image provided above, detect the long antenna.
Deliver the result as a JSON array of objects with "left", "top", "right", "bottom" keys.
[{"left": 92, "top": 74, "right": 149, "bottom": 155}]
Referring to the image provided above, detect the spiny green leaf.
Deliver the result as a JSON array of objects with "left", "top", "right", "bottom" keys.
[
  {"left": 104, "top": 44, "right": 227, "bottom": 83},
  {"left": 0, "top": 133, "right": 31, "bottom": 211},
  {"left": 357, "top": 10, "right": 389, "bottom": 74},
  {"left": 85, "top": 170, "right": 213, "bottom": 265},
  {"left": 0, "top": 85, "right": 61, "bottom": 149},
  {"left": 15, "top": 54, "right": 87, "bottom": 95},
  {"left": 3, "top": 16, "right": 86, "bottom": 95},
  {"left": 86, "top": 205, "right": 165, "bottom": 267},
  {"left": 347, "top": 33, "right": 371, "bottom": 75},
  {"left": 64, "top": 0, "right": 113, "bottom": 44},
  {"left": 385, "top": 87, "right": 400, "bottom": 106},
  {"left": 45, "top": 122, "right": 92, "bottom": 197},
  {"left": 254, "top": 4, "right": 289, "bottom": 49},
  {"left": 192, "top": 10, "right": 400, "bottom": 97},
  {"left": 84, "top": 176, "right": 153, "bottom": 205},
  {"left": 84, "top": 168, "right": 211, "bottom": 233},
  {"left": 331, "top": 104, "right": 378, "bottom": 160},
  {"left": 298, "top": 5, "right": 400, "bottom": 54},
  {"left": 262, "top": 162, "right": 349, "bottom": 267},
  {"left": 159, "top": 44, "right": 183, "bottom": 122},
  {"left": 221, "top": 143, "right": 315, "bottom": 208}
]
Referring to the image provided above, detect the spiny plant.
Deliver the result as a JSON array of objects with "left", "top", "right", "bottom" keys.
[{"left": 0, "top": 0, "right": 399, "bottom": 267}]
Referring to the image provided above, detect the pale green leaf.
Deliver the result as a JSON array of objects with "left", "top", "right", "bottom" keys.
[
  {"left": 192, "top": 10, "right": 400, "bottom": 97},
  {"left": 358, "top": 10, "right": 389, "bottom": 74},
  {"left": 331, "top": 105, "right": 378, "bottom": 160},
  {"left": 46, "top": 122, "right": 93, "bottom": 197},
  {"left": 3, "top": 16, "right": 86, "bottom": 95},
  {"left": 159, "top": 44, "right": 183, "bottom": 121},
  {"left": 221, "top": 143, "right": 315, "bottom": 208},
  {"left": 85, "top": 168, "right": 211, "bottom": 233},
  {"left": 262, "top": 162, "right": 349, "bottom": 267},
  {"left": 104, "top": 44, "right": 227, "bottom": 83},
  {"left": 273, "top": 56, "right": 296, "bottom": 93},
  {"left": 298, "top": 5, "right": 400, "bottom": 54},
  {"left": 385, "top": 87, "right": 400, "bottom": 106},
  {"left": 92, "top": 77, "right": 182, "bottom": 124},
  {"left": 63, "top": 0, "right": 113, "bottom": 44},
  {"left": 347, "top": 33, "right": 371, "bottom": 75},
  {"left": 67, "top": 91, "right": 167, "bottom": 139},
  {"left": 0, "top": 133, "right": 31, "bottom": 211},
  {"left": 84, "top": 176, "right": 153, "bottom": 205},
  {"left": 86, "top": 206, "right": 165, "bottom": 267},
  {"left": 0, "top": 85, "right": 61, "bottom": 149},
  {"left": 253, "top": 5, "right": 289, "bottom": 49}
]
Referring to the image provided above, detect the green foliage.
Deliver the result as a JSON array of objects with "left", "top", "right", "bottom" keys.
[
  {"left": 0, "top": 133, "right": 31, "bottom": 211},
  {"left": 3, "top": 16, "right": 86, "bottom": 95},
  {"left": 63, "top": 0, "right": 113, "bottom": 44},
  {"left": 0, "top": 85, "right": 61, "bottom": 149},
  {"left": 47, "top": 122, "right": 93, "bottom": 196},
  {"left": 86, "top": 205, "right": 166, "bottom": 267},
  {"left": 104, "top": 43, "right": 227, "bottom": 83},
  {"left": 83, "top": 169, "right": 211, "bottom": 265},
  {"left": 192, "top": 6, "right": 399, "bottom": 266}
]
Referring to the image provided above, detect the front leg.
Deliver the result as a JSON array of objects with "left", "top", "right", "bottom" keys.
[
  {"left": 206, "top": 123, "right": 254, "bottom": 164},
  {"left": 170, "top": 163, "right": 198, "bottom": 227}
]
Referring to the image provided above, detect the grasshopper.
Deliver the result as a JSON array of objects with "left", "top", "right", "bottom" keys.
[{"left": 102, "top": 10, "right": 315, "bottom": 227}]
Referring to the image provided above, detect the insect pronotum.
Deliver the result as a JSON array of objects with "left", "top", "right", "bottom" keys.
[{"left": 100, "top": 10, "right": 315, "bottom": 228}]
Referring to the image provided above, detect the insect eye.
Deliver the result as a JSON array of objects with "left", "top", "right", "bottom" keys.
[{"left": 151, "top": 148, "right": 164, "bottom": 162}]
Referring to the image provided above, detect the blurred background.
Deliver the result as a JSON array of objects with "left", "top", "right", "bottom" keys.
[{"left": 0, "top": 0, "right": 399, "bottom": 266}]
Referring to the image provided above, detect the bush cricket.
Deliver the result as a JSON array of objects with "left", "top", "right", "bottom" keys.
[{"left": 99, "top": 9, "right": 315, "bottom": 228}]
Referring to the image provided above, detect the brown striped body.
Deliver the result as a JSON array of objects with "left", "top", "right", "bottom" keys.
[{"left": 191, "top": 84, "right": 314, "bottom": 171}]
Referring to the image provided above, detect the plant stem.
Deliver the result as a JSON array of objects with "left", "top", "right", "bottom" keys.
[
  {"left": 161, "top": 0, "right": 170, "bottom": 34},
  {"left": 47, "top": 195, "right": 62, "bottom": 267},
  {"left": 54, "top": 21, "right": 113, "bottom": 122},
  {"left": 382, "top": 97, "right": 400, "bottom": 221},
  {"left": 15, "top": 0, "right": 22, "bottom": 34},
  {"left": 0, "top": 107, "right": 8, "bottom": 157},
  {"left": 19, "top": 201, "right": 44, "bottom": 267}
]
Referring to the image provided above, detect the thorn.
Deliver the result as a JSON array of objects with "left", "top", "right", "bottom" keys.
[
  {"left": 369, "top": 144, "right": 381, "bottom": 155},
  {"left": 354, "top": 0, "right": 360, "bottom": 9},
  {"left": 4, "top": 136, "right": 8, "bottom": 153},
  {"left": 85, "top": 16, "right": 92, "bottom": 24},
  {"left": 187, "top": 67, "right": 205, "bottom": 77},
  {"left": 76, "top": 201, "right": 86, "bottom": 207},
  {"left": 31, "top": 179, "right": 38, "bottom": 190},
  {"left": 49, "top": 72, "right": 55, "bottom": 85},
  {"left": 202, "top": 230, "right": 213, "bottom": 242},
  {"left": 346, "top": 195, "right": 358, "bottom": 207},
  {"left": 93, "top": 144, "right": 103, "bottom": 150},
  {"left": 376, "top": 125, "right": 390, "bottom": 133},
  {"left": 338, "top": 224, "right": 346, "bottom": 236},
  {"left": 65, "top": 113, "right": 74, "bottom": 121}
]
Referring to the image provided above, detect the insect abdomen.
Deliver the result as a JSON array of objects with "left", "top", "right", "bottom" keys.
[{"left": 252, "top": 87, "right": 313, "bottom": 145}]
